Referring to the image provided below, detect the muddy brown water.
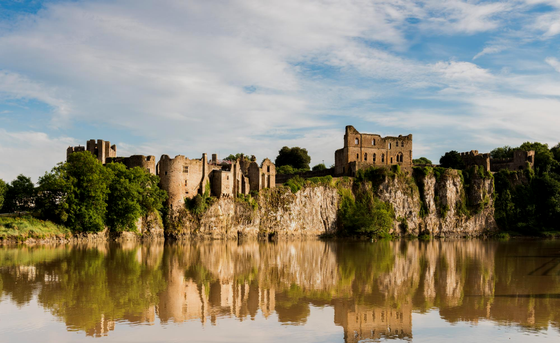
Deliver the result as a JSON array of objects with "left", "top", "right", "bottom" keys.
[{"left": 1, "top": 239, "right": 559, "bottom": 342}]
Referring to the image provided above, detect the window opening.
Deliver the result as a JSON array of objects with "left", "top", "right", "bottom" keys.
[
  {"left": 355, "top": 138, "right": 359, "bottom": 145},
  {"left": 364, "top": 153, "right": 368, "bottom": 161}
]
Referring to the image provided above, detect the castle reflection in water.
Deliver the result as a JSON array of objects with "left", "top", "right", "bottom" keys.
[{"left": 1, "top": 239, "right": 559, "bottom": 341}]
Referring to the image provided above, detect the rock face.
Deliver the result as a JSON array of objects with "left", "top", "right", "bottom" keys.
[
  {"left": 167, "top": 170, "right": 496, "bottom": 239},
  {"left": 167, "top": 186, "right": 340, "bottom": 239},
  {"left": 378, "top": 169, "right": 496, "bottom": 237}
]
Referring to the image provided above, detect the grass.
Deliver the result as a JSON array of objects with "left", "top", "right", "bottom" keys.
[{"left": 0, "top": 215, "right": 70, "bottom": 242}]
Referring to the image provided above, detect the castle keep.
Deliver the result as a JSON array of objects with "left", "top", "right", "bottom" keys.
[
  {"left": 67, "top": 141, "right": 276, "bottom": 210},
  {"left": 335, "top": 125, "right": 413, "bottom": 176}
]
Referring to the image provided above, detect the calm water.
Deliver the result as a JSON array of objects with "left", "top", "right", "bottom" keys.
[{"left": 0, "top": 240, "right": 559, "bottom": 343}]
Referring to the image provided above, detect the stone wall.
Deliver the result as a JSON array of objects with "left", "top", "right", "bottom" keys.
[
  {"left": 335, "top": 125, "right": 413, "bottom": 176},
  {"left": 460, "top": 150, "right": 490, "bottom": 171},
  {"left": 108, "top": 155, "right": 157, "bottom": 175}
]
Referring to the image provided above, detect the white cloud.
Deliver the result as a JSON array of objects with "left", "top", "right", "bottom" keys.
[
  {"left": 545, "top": 57, "right": 560, "bottom": 72},
  {"left": 0, "top": 0, "right": 559, "bottom": 175},
  {"left": 473, "top": 45, "right": 506, "bottom": 60},
  {"left": 0, "top": 130, "right": 76, "bottom": 182}
]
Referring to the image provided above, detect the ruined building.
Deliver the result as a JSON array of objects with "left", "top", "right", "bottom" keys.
[
  {"left": 157, "top": 154, "right": 276, "bottom": 209},
  {"left": 67, "top": 140, "right": 276, "bottom": 211},
  {"left": 460, "top": 150, "right": 535, "bottom": 172},
  {"left": 67, "top": 139, "right": 117, "bottom": 164},
  {"left": 335, "top": 125, "right": 413, "bottom": 176}
]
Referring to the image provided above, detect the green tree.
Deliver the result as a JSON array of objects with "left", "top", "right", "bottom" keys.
[
  {"left": 223, "top": 153, "right": 249, "bottom": 162},
  {"left": 3, "top": 175, "right": 36, "bottom": 213},
  {"left": 439, "top": 150, "right": 465, "bottom": 170},
  {"left": 36, "top": 165, "right": 71, "bottom": 223},
  {"left": 105, "top": 163, "right": 167, "bottom": 232},
  {"left": 412, "top": 157, "right": 432, "bottom": 165},
  {"left": 0, "top": 179, "right": 6, "bottom": 211},
  {"left": 519, "top": 142, "right": 558, "bottom": 175},
  {"left": 490, "top": 146, "right": 514, "bottom": 159},
  {"left": 312, "top": 163, "right": 326, "bottom": 171},
  {"left": 275, "top": 146, "right": 311, "bottom": 170},
  {"left": 52, "top": 152, "right": 113, "bottom": 232}
]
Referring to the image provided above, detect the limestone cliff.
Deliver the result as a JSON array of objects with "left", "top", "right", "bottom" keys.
[
  {"left": 378, "top": 169, "right": 496, "bottom": 236},
  {"left": 167, "top": 185, "right": 339, "bottom": 239},
  {"left": 166, "top": 169, "right": 496, "bottom": 239}
]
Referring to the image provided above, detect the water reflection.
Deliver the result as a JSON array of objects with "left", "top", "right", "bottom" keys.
[{"left": 1, "top": 240, "right": 559, "bottom": 341}]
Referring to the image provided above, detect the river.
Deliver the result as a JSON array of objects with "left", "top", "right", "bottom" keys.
[{"left": 0, "top": 239, "right": 559, "bottom": 342}]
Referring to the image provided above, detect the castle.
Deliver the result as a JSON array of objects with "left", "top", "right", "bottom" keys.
[
  {"left": 67, "top": 140, "right": 276, "bottom": 210},
  {"left": 460, "top": 150, "right": 534, "bottom": 172},
  {"left": 335, "top": 125, "right": 413, "bottom": 176},
  {"left": 67, "top": 127, "right": 535, "bottom": 210}
]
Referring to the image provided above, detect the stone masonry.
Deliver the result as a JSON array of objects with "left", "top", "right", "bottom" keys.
[
  {"left": 460, "top": 150, "right": 535, "bottom": 172},
  {"left": 335, "top": 125, "right": 413, "bottom": 176},
  {"left": 67, "top": 140, "right": 276, "bottom": 211}
]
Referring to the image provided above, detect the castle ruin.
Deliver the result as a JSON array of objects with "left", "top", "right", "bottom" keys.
[
  {"left": 460, "top": 150, "right": 534, "bottom": 172},
  {"left": 67, "top": 140, "right": 276, "bottom": 210},
  {"left": 335, "top": 125, "right": 413, "bottom": 176}
]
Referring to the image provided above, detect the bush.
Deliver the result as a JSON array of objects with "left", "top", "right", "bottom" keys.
[
  {"left": 285, "top": 176, "right": 305, "bottom": 193},
  {"left": 185, "top": 181, "right": 214, "bottom": 215},
  {"left": 312, "top": 163, "right": 327, "bottom": 171},
  {"left": 338, "top": 188, "right": 394, "bottom": 237}
]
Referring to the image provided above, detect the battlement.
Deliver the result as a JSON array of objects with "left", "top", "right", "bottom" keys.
[{"left": 67, "top": 139, "right": 116, "bottom": 164}]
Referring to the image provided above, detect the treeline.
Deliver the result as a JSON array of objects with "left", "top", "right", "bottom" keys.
[
  {"left": 0, "top": 152, "right": 167, "bottom": 233},
  {"left": 438, "top": 142, "right": 560, "bottom": 234}
]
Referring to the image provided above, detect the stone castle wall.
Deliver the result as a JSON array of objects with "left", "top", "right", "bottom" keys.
[{"left": 335, "top": 126, "right": 413, "bottom": 176}]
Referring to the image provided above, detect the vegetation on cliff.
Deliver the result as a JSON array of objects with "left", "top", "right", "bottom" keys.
[{"left": 442, "top": 141, "right": 560, "bottom": 235}]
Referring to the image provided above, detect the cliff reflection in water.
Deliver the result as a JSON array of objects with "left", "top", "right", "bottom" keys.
[{"left": 1, "top": 240, "right": 560, "bottom": 341}]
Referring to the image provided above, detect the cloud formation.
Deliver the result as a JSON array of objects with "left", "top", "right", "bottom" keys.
[{"left": 0, "top": 0, "right": 559, "bottom": 181}]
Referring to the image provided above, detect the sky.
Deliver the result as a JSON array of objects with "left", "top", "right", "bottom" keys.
[{"left": 0, "top": 0, "right": 559, "bottom": 182}]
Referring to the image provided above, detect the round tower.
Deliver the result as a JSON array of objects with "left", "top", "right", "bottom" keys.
[{"left": 158, "top": 155, "right": 186, "bottom": 210}]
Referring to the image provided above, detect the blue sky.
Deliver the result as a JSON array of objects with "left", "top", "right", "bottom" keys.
[{"left": 1, "top": 0, "right": 560, "bottom": 182}]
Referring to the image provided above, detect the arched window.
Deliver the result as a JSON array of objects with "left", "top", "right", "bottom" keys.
[
  {"left": 372, "top": 139, "right": 376, "bottom": 146},
  {"left": 373, "top": 153, "right": 376, "bottom": 162},
  {"left": 364, "top": 153, "right": 368, "bottom": 161},
  {"left": 356, "top": 153, "right": 359, "bottom": 159},
  {"left": 382, "top": 154, "right": 385, "bottom": 163},
  {"left": 389, "top": 143, "right": 392, "bottom": 149},
  {"left": 390, "top": 157, "right": 393, "bottom": 163},
  {"left": 355, "top": 138, "right": 359, "bottom": 145}
]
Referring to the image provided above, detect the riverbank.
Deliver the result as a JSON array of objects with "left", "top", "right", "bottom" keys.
[
  {"left": 0, "top": 215, "right": 165, "bottom": 245},
  {"left": 0, "top": 215, "right": 70, "bottom": 243}
]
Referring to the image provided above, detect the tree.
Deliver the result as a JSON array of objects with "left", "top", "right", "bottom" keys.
[
  {"left": 519, "top": 142, "right": 558, "bottom": 175},
  {"left": 275, "top": 146, "right": 311, "bottom": 170},
  {"left": 412, "top": 157, "right": 432, "bottom": 165},
  {"left": 439, "top": 151, "right": 465, "bottom": 170},
  {"left": 312, "top": 163, "right": 326, "bottom": 171},
  {"left": 51, "top": 151, "right": 113, "bottom": 232},
  {"left": 0, "top": 179, "right": 6, "bottom": 211},
  {"left": 36, "top": 165, "right": 71, "bottom": 223},
  {"left": 3, "top": 175, "right": 36, "bottom": 213},
  {"left": 105, "top": 163, "right": 167, "bottom": 232},
  {"left": 490, "top": 146, "right": 514, "bottom": 160},
  {"left": 223, "top": 153, "right": 249, "bottom": 162}
]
